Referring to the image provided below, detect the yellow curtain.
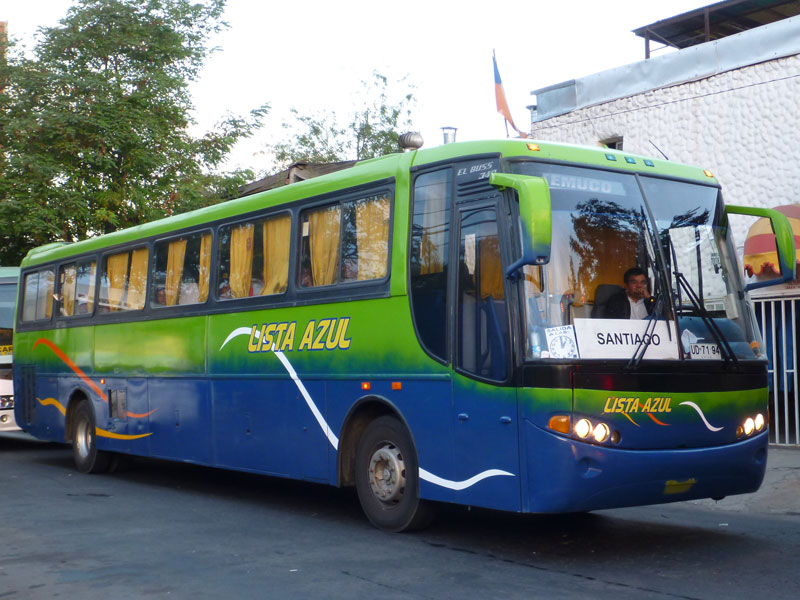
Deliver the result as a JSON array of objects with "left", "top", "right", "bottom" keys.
[
  {"left": 309, "top": 207, "right": 341, "bottom": 286},
  {"left": 198, "top": 233, "right": 212, "bottom": 302},
  {"left": 166, "top": 239, "right": 187, "bottom": 306},
  {"left": 126, "top": 248, "right": 148, "bottom": 310},
  {"left": 479, "top": 236, "right": 504, "bottom": 299},
  {"left": 263, "top": 215, "right": 290, "bottom": 295},
  {"left": 230, "top": 224, "right": 254, "bottom": 298},
  {"left": 86, "top": 262, "right": 96, "bottom": 312},
  {"left": 62, "top": 265, "right": 76, "bottom": 316},
  {"left": 355, "top": 196, "right": 390, "bottom": 280},
  {"left": 106, "top": 253, "right": 130, "bottom": 311},
  {"left": 42, "top": 270, "right": 55, "bottom": 319}
]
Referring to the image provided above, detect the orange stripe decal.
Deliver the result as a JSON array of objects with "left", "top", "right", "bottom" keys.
[
  {"left": 33, "top": 338, "right": 156, "bottom": 420},
  {"left": 37, "top": 397, "right": 67, "bottom": 416},
  {"left": 96, "top": 428, "right": 152, "bottom": 440},
  {"left": 33, "top": 338, "right": 107, "bottom": 401},
  {"left": 620, "top": 411, "right": 639, "bottom": 427},
  {"left": 647, "top": 413, "right": 670, "bottom": 426}
]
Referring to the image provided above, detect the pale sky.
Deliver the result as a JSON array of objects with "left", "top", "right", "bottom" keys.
[{"left": 4, "top": 1, "right": 712, "bottom": 174}]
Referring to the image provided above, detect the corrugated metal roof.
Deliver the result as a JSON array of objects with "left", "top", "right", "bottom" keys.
[{"left": 633, "top": 0, "right": 800, "bottom": 57}]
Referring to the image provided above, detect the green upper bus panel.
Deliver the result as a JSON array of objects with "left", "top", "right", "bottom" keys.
[{"left": 20, "top": 139, "right": 716, "bottom": 269}]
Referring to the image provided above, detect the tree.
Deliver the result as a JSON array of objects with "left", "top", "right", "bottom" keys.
[
  {"left": 0, "top": 0, "right": 268, "bottom": 265},
  {"left": 269, "top": 72, "right": 414, "bottom": 169}
]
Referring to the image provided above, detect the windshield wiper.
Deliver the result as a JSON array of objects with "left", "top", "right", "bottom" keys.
[
  {"left": 666, "top": 235, "right": 737, "bottom": 363},
  {"left": 673, "top": 270, "right": 737, "bottom": 363}
]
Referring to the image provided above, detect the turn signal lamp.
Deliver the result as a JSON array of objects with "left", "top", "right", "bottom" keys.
[
  {"left": 361, "top": 382, "right": 371, "bottom": 391},
  {"left": 527, "top": 143, "right": 541, "bottom": 152},
  {"left": 548, "top": 415, "right": 570, "bottom": 434}
]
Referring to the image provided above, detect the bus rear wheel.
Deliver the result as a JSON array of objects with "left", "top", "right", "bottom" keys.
[
  {"left": 355, "top": 416, "right": 433, "bottom": 532},
  {"left": 71, "top": 400, "right": 112, "bottom": 474}
]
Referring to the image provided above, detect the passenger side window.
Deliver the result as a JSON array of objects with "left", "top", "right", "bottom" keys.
[
  {"left": 21, "top": 269, "right": 55, "bottom": 322},
  {"left": 299, "top": 194, "right": 390, "bottom": 287},
  {"left": 58, "top": 259, "right": 96, "bottom": 316},
  {"left": 152, "top": 231, "right": 212, "bottom": 307},
  {"left": 217, "top": 213, "right": 291, "bottom": 300},
  {"left": 98, "top": 247, "right": 149, "bottom": 312}
]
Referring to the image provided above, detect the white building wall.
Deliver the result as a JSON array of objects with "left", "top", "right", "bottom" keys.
[{"left": 532, "top": 54, "right": 800, "bottom": 247}]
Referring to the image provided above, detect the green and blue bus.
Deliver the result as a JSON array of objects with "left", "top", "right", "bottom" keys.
[{"left": 13, "top": 139, "right": 794, "bottom": 531}]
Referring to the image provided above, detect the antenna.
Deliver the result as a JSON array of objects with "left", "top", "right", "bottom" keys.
[{"left": 649, "top": 140, "right": 669, "bottom": 161}]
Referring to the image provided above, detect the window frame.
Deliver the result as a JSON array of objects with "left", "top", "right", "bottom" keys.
[
  {"left": 151, "top": 228, "right": 214, "bottom": 309},
  {"left": 295, "top": 187, "right": 394, "bottom": 294}
]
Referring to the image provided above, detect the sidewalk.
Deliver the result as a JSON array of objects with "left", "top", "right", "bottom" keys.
[{"left": 688, "top": 445, "right": 800, "bottom": 515}]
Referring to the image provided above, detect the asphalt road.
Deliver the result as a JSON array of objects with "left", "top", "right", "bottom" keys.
[{"left": 1, "top": 433, "right": 799, "bottom": 600}]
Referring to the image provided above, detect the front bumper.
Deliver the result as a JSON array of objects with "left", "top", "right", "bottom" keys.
[{"left": 522, "top": 420, "right": 768, "bottom": 513}]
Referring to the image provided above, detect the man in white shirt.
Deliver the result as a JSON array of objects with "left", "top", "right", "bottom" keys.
[{"left": 605, "top": 267, "right": 655, "bottom": 319}]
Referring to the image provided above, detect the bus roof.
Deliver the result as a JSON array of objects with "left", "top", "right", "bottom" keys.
[{"left": 20, "top": 139, "right": 716, "bottom": 268}]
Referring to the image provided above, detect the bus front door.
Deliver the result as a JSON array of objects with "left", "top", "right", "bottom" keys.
[{"left": 451, "top": 202, "right": 520, "bottom": 512}]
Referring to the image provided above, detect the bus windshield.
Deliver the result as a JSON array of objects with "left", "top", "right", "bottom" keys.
[{"left": 512, "top": 162, "right": 763, "bottom": 362}]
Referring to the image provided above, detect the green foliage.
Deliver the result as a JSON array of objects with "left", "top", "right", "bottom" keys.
[
  {"left": 0, "top": 0, "right": 268, "bottom": 265},
  {"left": 270, "top": 72, "right": 414, "bottom": 169}
]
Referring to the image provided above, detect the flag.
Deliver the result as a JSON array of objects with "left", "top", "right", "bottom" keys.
[{"left": 493, "top": 51, "right": 528, "bottom": 138}]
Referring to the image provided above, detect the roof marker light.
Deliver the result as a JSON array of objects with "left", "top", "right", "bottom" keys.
[
  {"left": 704, "top": 169, "right": 714, "bottom": 178},
  {"left": 605, "top": 153, "right": 617, "bottom": 161},
  {"left": 625, "top": 157, "right": 636, "bottom": 164},
  {"left": 644, "top": 159, "right": 655, "bottom": 167},
  {"left": 527, "top": 143, "right": 541, "bottom": 151}
]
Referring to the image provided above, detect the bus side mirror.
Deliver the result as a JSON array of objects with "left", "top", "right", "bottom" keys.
[
  {"left": 489, "top": 173, "right": 552, "bottom": 277},
  {"left": 725, "top": 204, "right": 796, "bottom": 290}
]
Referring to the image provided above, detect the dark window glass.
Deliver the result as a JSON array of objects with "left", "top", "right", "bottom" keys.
[{"left": 409, "top": 169, "right": 452, "bottom": 360}]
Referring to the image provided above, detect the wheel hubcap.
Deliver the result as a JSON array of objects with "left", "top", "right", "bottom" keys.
[
  {"left": 75, "top": 417, "right": 91, "bottom": 459},
  {"left": 367, "top": 443, "right": 406, "bottom": 504}
]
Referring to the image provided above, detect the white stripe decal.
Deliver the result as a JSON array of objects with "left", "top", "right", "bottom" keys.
[
  {"left": 273, "top": 349, "right": 340, "bottom": 450},
  {"left": 419, "top": 468, "right": 515, "bottom": 491},
  {"left": 220, "top": 326, "right": 516, "bottom": 490},
  {"left": 679, "top": 401, "right": 724, "bottom": 432}
]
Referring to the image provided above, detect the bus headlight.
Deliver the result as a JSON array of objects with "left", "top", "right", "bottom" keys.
[
  {"left": 743, "top": 417, "right": 755, "bottom": 436},
  {"left": 754, "top": 413, "right": 765, "bottom": 431},
  {"left": 593, "top": 422, "right": 610, "bottom": 443},
  {"left": 575, "top": 418, "right": 592, "bottom": 439}
]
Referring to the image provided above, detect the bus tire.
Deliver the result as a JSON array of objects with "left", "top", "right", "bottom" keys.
[
  {"left": 355, "top": 416, "right": 433, "bottom": 532},
  {"left": 71, "top": 400, "right": 112, "bottom": 474}
]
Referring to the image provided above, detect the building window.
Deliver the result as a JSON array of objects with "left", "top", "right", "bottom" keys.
[{"left": 601, "top": 137, "right": 623, "bottom": 151}]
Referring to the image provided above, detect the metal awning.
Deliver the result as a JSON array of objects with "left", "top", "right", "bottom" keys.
[{"left": 633, "top": 0, "right": 800, "bottom": 58}]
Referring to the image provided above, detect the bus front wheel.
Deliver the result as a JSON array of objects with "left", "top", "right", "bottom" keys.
[
  {"left": 71, "top": 400, "right": 112, "bottom": 474},
  {"left": 355, "top": 416, "right": 433, "bottom": 532}
]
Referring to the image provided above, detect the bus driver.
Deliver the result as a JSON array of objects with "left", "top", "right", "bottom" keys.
[{"left": 606, "top": 267, "right": 656, "bottom": 320}]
